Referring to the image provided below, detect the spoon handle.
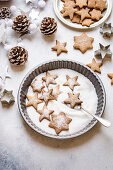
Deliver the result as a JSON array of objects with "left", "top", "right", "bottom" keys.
[{"left": 82, "top": 108, "right": 111, "bottom": 128}]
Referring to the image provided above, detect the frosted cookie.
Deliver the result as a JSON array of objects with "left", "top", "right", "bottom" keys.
[
  {"left": 39, "top": 89, "right": 55, "bottom": 105},
  {"left": 90, "top": 9, "right": 103, "bottom": 21},
  {"left": 26, "top": 94, "right": 42, "bottom": 110},
  {"left": 42, "top": 72, "right": 58, "bottom": 87},
  {"left": 64, "top": 92, "right": 83, "bottom": 108},
  {"left": 107, "top": 73, "right": 113, "bottom": 85},
  {"left": 49, "top": 112, "right": 72, "bottom": 134},
  {"left": 86, "top": 58, "right": 102, "bottom": 74},
  {"left": 63, "top": 75, "right": 80, "bottom": 91},
  {"left": 73, "top": 32, "right": 94, "bottom": 53},
  {"left": 31, "top": 77, "right": 45, "bottom": 93},
  {"left": 75, "top": 0, "right": 87, "bottom": 8},
  {"left": 37, "top": 104, "right": 54, "bottom": 122},
  {"left": 50, "top": 84, "right": 62, "bottom": 100},
  {"left": 51, "top": 40, "right": 68, "bottom": 56},
  {"left": 76, "top": 9, "right": 90, "bottom": 21}
]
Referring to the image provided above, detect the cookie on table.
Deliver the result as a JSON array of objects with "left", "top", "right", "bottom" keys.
[
  {"left": 37, "top": 104, "right": 54, "bottom": 122},
  {"left": 52, "top": 40, "right": 68, "bottom": 56},
  {"left": 31, "top": 78, "right": 45, "bottom": 93},
  {"left": 73, "top": 32, "right": 94, "bottom": 53},
  {"left": 107, "top": 73, "right": 113, "bottom": 85},
  {"left": 90, "top": 9, "right": 103, "bottom": 21},
  {"left": 86, "top": 58, "right": 102, "bottom": 74},
  {"left": 49, "top": 112, "right": 72, "bottom": 134},
  {"left": 42, "top": 72, "right": 58, "bottom": 87},
  {"left": 76, "top": 8, "right": 91, "bottom": 21},
  {"left": 82, "top": 19, "right": 94, "bottom": 27},
  {"left": 39, "top": 89, "right": 55, "bottom": 105},
  {"left": 26, "top": 94, "right": 42, "bottom": 110},
  {"left": 64, "top": 92, "right": 83, "bottom": 108},
  {"left": 63, "top": 75, "right": 80, "bottom": 91}
]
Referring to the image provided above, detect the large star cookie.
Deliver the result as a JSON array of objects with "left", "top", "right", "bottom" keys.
[
  {"left": 107, "top": 73, "right": 113, "bottom": 85},
  {"left": 39, "top": 89, "right": 55, "bottom": 105},
  {"left": 26, "top": 94, "right": 42, "bottom": 110},
  {"left": 42, "top": 72, "right": 58, "bottom": 87},
  {"left": 64, "top": 92, "right": 83, "bottom": 108},
  {"left": 73, "top": 32, "right": 94, "bottom": 53},
  {"left": 31, "top": 77, "right": 45, "bottom": 93},
  {"left": 63, "top": 75, "right": 80, "bottom": 91},
  {"left": 49, "top": 112, "right": 72, "bottom": 134},
  {"left": 37, "top": 104, "right": 54, "bottom": 122},
  {"left": 86, "top": 58, "right": 102, "bottom": 74},
  {"left": 52, "top": 40, "right": 68, "bottom": 56}
]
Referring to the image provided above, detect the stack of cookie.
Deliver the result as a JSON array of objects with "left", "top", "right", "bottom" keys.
[{"left": 61, "top": 0, "right": 106, "bottom": 27}]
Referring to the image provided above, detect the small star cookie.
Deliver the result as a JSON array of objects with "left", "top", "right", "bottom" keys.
[
  {"left": 107, "top": 73, "right": 113, "bottom": 85},
  {"left": 88, "top": 0, "right": 96, "bottom": 8},
  {"left": 37, "top": 104, "right": 54, "bottom": 122},
  {"left": 42, "top": 72, "right": 58, "bottom": 87},
  {"left": 95, "top": 0, "right": 106, "bottom": 11},
  {"left": 50, "top": 85, "right": 62, "bottom": 100},
  {"left": 90, "top": 9, "right": 103, "bottom": 21},
  {"left": 75, "top": 0, "right": 87, "bottom": 8},
  {"left": 49, "top": 112, "right": 72, "bottom": 134},
  {"left": 71, "top": 14, "right": 81, "bottom": 23},
  {"left": 64, "top": 92, "right": 83, "bottom": 108},
  {"left": 31, "top": 78, "right": 45, "bottom": 93},
  {"left": 39, "top": 89, "right": 55, "bottom": 105},
  {"left": 62, "top": 6, "right": 77, "bottom": 20},
  {"left": 63, "top": 75, "right": 80, "bottom": 91},
  {"left": 76, "top": 9, "right": 91, "bottom": 21},
  {"left": 26, "top": 94, "right": 42, "bottom": 110},
  {"left": 82, "top": 19, "right": 94, "bottom": 27},
  {"left": 86, "top": 58, "right": 102, "bottom": 74},
  {"left": 51, "top": 40, "right": 68, "bottom": 56},
  {"left": 73, "top": 32, "right": 94, "bottom": 53}
]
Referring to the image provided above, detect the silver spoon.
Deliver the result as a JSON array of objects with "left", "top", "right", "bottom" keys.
[{"left": 53, "top": 101, "right": 111, "bottom": 128}]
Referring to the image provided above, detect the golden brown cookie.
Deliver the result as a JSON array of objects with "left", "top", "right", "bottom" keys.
[
  {"left": 31, "top": 78, "right": 45, "bottom": 93},
  {"left": 49, "top": 112, "right": 72, "bottom": 134},
  {"left": 73, "top": 32, "right": 94, "bottom": 53},
  {"left": 82, "top": 19, "right": 94, "bottom": 27},
  {"left": 86, "top": 58, "right": 102, "bottom": 74},
  {"left": 63, "top": 75, "right": 80, "bottom": 91},
  {"left": 75, "top": 0, "right": 88, "bottom": 8},
  {"left": 42, "top": 72, "right": 58, "bottom": 87},
  {"left": 76, "top": 9, "right": 90, "bottom": 21},
  {"left": 64, "top": 92, "right": 83, "bottom": 108},
  {"left": 63, "top": 1, "right": 76, "bottom": 7},
  {"left": 51, "top": 40, "right": 68, "bottom": 56},
  {"left": 90, "top": 9, "right": 103, "bottom": 20},
  {"left": 71, "top": 14, "right": 81, "bottom": 23},
  {"left": 50, "top": 85, "right": 62, "bottom": 100},
  {"left": 37, "top": 104, "right": 54, "bottom": 122},
  {"left": 39, "top": 89, "right": 55, "bottom": 105},
  {"left": 107, "top": 73, "right": 113, "bottom": 85},
  {"left": 88, "top": 0, "right": 96, "bottom": 8},
  {"left": 26, "top": 94, "right": 42, "bottom": 110},
  {"left": 95, "top": 0, "right": 106, "bottom": 11},
  {"left": 62, "top": 6, "right": 77, "bottom": 20}
]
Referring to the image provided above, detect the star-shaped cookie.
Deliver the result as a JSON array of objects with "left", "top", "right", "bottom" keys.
[
  {"left": 50, "top": 85, "right": 62, "bottom": 100},
  {"left": 76, "top": 9, "right": 91, "bottom": 21},
  {"left": 95, "top": 0, "right": 106, "bottom": 11},
  {"left": 39, "top": 89, "right": 55, "bottom": 105},
  {"left": 26, "top": 94, "right": 42, "bottom": 110},
  {"left": 107, "top": 73, "right": 113, "bottom": 85},
  {"left": 73, "top": 32, "right": 94, "bottom": 53},
  {"left": 31, "top": 78, "right": 45, "bottom": 93},
  {"left": 71, "top": 14, "right": 81, "bottom": 23},
  {"left": 75, "top": 0, "right": 87, "bottom": 8},
  {"left": 90, "top": 9, "right": 103, "bottom": 21},
  {"left": 82, "top": 19, "right": 94, "bottom": 27},
  {"left": 51, "top": 40, "right": 68, "bottom": 56},
  {"left": 88, "top": 0, "right": 96, "bottom": 8},
  {"left": 86, "top": 58, "right": 102, "bottom": 74},
  {"left": 62, "top": 6, "right": 77, "bottom": 20},
  {"left": 42, "top": 72, "right": 58, "bottom": 87},
  {"left": 49, "top": 112, "right": 72, "bottom": 134},
  {"left": 37, "top": 104, "right": 54, "bottom": 122},
  {"left": 63, "top": 75, "right": 80, "bottom": 91},
  {"left": 64, "top": 92, "right": 83, "bottom": 108}
]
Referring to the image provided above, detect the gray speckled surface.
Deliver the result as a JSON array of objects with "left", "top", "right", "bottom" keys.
[{"left": 0, "top": 0, "right": 113, "bottom": 170}]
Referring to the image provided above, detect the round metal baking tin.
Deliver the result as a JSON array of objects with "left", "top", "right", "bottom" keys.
[
  {"left": 53, "top": 0, "right": 112, "bottom": 30},
  {"left": 18, "top": 60, "right": 106, "bottom": 139}
]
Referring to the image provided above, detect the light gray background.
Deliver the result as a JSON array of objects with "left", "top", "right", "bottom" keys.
[{"left": 0, "top": 0, "right": 113, "bottom": 170}]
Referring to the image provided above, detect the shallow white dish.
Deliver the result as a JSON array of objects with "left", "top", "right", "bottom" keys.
[{"left": 53, "top": 0, "right": 112, "bottom": 30}]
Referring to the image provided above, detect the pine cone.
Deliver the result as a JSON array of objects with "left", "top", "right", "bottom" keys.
[
  {"left": 40, "top": 17, "right": 57, "bottom": 35},
  {"left": 0, "top": 7, "right": 11, "bottom": 19},
  {"left": 9, "top": 46, "right": 28, "bottom": 66},
  {"left": 12, "top": 15, "right": 30, "bottom": 34}
]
